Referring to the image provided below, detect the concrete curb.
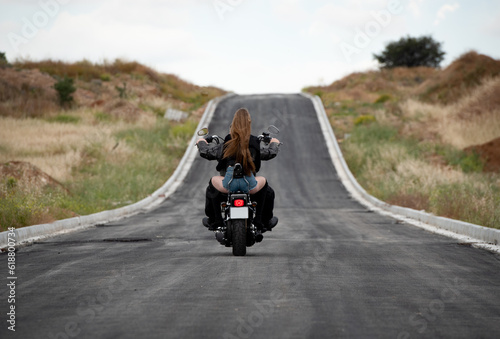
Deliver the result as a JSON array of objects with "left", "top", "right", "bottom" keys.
[
  {"left": 301, "top": 92, "right": 500, "bottom": 248},
  {"left": 0, "top": 93, "right": 234, "bottom": 249}
]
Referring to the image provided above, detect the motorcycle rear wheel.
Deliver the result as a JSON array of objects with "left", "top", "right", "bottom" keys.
[{"left": 230, "top": 219, "right": 247, "bottom": 256}]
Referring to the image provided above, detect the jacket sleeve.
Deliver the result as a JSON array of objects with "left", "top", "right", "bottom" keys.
[
  {"left": 249, "top": 135, "right": 261, "bottom": 172},
  {"left": 260, "top": 142, "right": 280, "bottom": 161},
  {"left": 197, "top": 141, "right": 223, "bottom": 161}
]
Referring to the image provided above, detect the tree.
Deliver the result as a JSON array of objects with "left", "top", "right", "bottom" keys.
[
  {"left": 54, "top": 77, "right": 76, "bottom": 107},
  {"left": 374, "top": 35, "right": 445, "bottom": 68},
  {"left": 0, "top": 52, "right": 7, "bottom": 67}
]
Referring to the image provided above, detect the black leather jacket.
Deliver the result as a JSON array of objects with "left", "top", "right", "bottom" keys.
[
  {"left": 216, "top": 134, "right": 261, "bottom": 174},
  {"left": 197, "top": 134, "right": 280, "bottom": 175}
]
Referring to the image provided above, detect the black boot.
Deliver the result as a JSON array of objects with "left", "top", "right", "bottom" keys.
[
  {"left": 264, "top": 217, "right": 278, "bottom": 232},
  {"left": 262, "top": 185, "right": 275, "bottom": 227},
  {"left": 203, "top": 180, "right": 226, "bottom": 230},
  {"left": 261, "top": 185, "right": 278, "bottom": 232},
  {"left": 250, "top": 182, "right": 268, "bottom": 231}
]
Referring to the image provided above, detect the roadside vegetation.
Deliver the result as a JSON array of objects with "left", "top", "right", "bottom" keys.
[
  {"left": 0, "top": 56, "right": 225, "bottom": 231},
  {"left": 305, "top": 51, "right": 500, "bottom": 229}
]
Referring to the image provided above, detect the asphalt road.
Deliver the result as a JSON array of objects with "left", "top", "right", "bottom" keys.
[{"left": 2, "top": 94, "right": 500, "bottom": 339}]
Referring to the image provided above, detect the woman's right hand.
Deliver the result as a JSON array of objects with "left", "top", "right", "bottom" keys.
[{"left": 196, "top": 138, "right": 208, "bottom": 145}]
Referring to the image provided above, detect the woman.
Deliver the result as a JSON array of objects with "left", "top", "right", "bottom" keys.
[
  {"left": 212, "top": 108, "right": 268, "bottom": 194},
  {"left": 197, "top": 108, "right": 279, "bottom": 232}
]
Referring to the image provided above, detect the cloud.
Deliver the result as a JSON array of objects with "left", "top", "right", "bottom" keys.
[
  {"left": 2, "top": 1, "right": 202, "bottom": 64},
  {"left": 481, "top": 13, "right": 500, "bottom": 36},
  {"left": 408, "top": 0, "right": 424, "bottom": 17},
  {"left": 434, "top": 3, "right": 460, "bottom": 25},
  {"left": 271, "top": 0, "right": 306, "bottom": 22},
  {"left": 303, "top": 1, "right": 405, "bottom": 38},
  {"left": 300, "top": 2, "right": 370, "bottom": 43}
]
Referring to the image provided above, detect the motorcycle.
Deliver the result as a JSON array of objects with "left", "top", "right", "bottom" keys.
[{"left": 197, "top": 125, "right": 280, "bottom": 256}]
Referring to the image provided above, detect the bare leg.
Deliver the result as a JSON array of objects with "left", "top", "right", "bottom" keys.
[
  {"left": 211, "top": 176, "right": 229, "bottom": 193},
  {"left": 249, "top": 176, "right": 267, "bottom": 194},
  {"left": 212, "top": 175, "right": 266, "bottom": 194}
]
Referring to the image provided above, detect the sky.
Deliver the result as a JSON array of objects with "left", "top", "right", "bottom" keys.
[{"left": 1, "top": 0, "right": 499, "bottom": 94}]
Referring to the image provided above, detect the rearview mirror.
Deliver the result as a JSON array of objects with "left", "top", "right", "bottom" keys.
[
  {"left": 268, "top": 125, "right": 279, "bottom": 134},
  {"left": 197, "top": 128, "right": 209, "bottom": 136}
]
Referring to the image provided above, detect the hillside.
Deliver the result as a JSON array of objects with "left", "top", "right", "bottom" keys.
[
  {"left": 417, "top": 51, "right": 500, "bottom": 104},
  {"left": 305, "top": 51, "right": 500, "bottom": 228},
  {"left": 0, "top": 58, "right": 226, "bottom": 229},
  {"left": 0, "top": 59, "right": 225, "bottom": 119},
  {"left": 305, "top": 51, "right": 500, "bottom": 168}
]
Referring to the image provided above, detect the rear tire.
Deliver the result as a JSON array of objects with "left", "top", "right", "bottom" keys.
[{"left": 230, "top": 219, "right": 247, "bottom": 256}]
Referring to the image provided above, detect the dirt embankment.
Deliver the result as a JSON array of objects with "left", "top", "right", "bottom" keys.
[
  {"left": 465, "top": 137, "right": 500, "bottom": 172},
  {"left": 1, "top": 161, "right": 69, "bottom": 193}
]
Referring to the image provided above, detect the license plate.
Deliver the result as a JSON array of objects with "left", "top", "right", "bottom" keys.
[{"left": 230, "top": 207, "right": 248, "bottom": 219}]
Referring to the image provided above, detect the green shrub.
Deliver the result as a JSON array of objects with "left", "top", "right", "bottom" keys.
[
  {"left": 354, "top": 114, "right": 376, "bottom": 126},
  {"left": 0, "top": 177, "right": 66, "bottom": 231},
  {"left": 54, "top": 76, "right": 76, "bottom": 106},
  {"left": 115, "top": 82, "right": 127, "bottom": 98},
  {"left": 100, "top": 73, "right": 111, "bottom": 81},
  {"left": 459, "top": 152, "right": 484, "bottom": 173},
  {"left": 351, "top": 123, "right": 398, "bottom": 143},
  {"left": 374, "top": 94, "right": 391, "bottom": 104},
  {"left": 437, "top": 146, "right": 485, "bottom": 173},
  {"left": 138, "top": 103, "right": 165, "bottom": 117},
  {"left": 94, "top": 111, "right": 114, "bottom": 123},
  {"left": 0, "top": 52, "right": 7, "bottom": 67},
  {"left": 171, "top": 120, "right": 197, "bottom": 139},
  {"left": 6, "top": 177, "right": 17, "bottom": 189},
  {"left": 47, "top": 114, "right": 81, "bottom": 124}
]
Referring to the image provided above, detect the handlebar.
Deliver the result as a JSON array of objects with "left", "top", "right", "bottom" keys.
[
  {"left": 203, "top": 135, "right": 223, "bottom": 144},
  {"left": 258, "top": 132, "right": 272, "bottom": 145},
  {"left": 200, "top": 131, "right": 280, "bottom": 146}
]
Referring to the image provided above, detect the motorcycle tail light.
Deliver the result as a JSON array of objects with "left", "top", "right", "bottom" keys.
[{"left": 233, "top": 199, "right": 245, "bottom": 207}]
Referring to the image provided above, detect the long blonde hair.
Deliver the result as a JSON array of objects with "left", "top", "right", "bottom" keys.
[{"left": 223, "top": 108, "right": 256, "bottom": 176}]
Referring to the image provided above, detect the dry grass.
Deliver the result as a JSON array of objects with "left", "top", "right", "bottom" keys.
[
  {"left": 417, "top": 51, "right": 500, "bottom": 104},
  {"left": 0, "top": 108, "right": 155, "bottom": 181},
  {"left": 441, "top": 77, "right": 500, "bottom": 148},
  {"left": 313, "top": 51, "right": 500, "bottom": 228},
  {"left": 305, "top": 66, "right": 436, "bottom": 103},
  {"left": 343, "top": 125, "right": 499, "bottom": 228},
  {"left": 13, "top": 58, "right": 225, "bottom": 106},
  {"left": 400, "top": 77, "right": 500, "bottom": 149},
  {"left": 0, "top": 58, "right": 223, "bottom": 229},
  {"left": 0, "top": 68, "right": 59, "bottom": 117},
  {"left": 0, "top": 175, "right": 71, "bottom": 228},
  {"left": 1, "top": 58, "right": 225, "bottom": 120},
  {"left": 14, "top": 59, "right": 160, "bottom": 82}
]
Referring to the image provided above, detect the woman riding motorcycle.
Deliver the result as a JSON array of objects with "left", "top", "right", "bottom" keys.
[{"left": 196, "top": 108, "right": 280, "bottom": 233}]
